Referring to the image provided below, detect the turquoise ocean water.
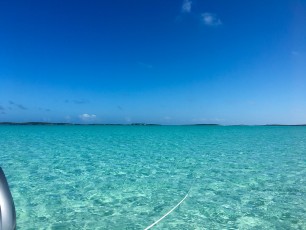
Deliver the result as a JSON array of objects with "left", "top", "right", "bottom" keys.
[{"left": 0, "top": 125, "right": 305, "bottom": 229}]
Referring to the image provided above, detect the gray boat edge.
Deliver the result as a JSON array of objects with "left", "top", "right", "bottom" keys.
[{"left": 0, "top": 167, "right": 16, "bottom": 230}]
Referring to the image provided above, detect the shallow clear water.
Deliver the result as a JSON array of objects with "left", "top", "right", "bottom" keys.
[{"left": 0, "top": 125, "right": 306, "bottom": 229}]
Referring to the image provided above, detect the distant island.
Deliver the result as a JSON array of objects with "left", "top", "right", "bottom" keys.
[
  {"left": 0, "top": 122, "right": 305, "bottom": 126},
  {"left": 0, "top": 122, "right": 161, "bottom": 126},
  {"left": 264, "top": 124, "right": 306, "bottom": 126},
  {"left": 191, "top": 124, "right": 219, "bottom": 126},
  {"left": 0, "top": 122, "right": 73, "bottom": 125}
]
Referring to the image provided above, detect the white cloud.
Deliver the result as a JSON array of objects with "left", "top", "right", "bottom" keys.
[
  {"left": 182, "top": 0, "right": 192, "bottom": 13},
  {"left": 201, "top": 13, "right": 222, "bottom": 26},
  {"left": 79, "top": 113, "right": 97, "bottom": 121}
]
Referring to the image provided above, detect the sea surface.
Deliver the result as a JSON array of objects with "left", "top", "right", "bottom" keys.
[{"left": 0, "top": 125, "right": 305, "bottom": 229}]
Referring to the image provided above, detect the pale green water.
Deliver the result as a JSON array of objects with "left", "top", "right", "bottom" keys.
[{"left": 0, "top": 125, "right": 306, "bottom": 229}]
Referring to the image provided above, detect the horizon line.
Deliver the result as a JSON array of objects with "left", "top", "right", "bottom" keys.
[{"left": 0, "top": 122, "right": 306, "bottom": 127}]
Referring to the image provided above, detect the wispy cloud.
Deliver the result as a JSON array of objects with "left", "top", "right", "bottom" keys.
[
  {"left": 79, "top": 113, "right": 97, "bottom": 121},
  {"left": 17, "top": 104, "right": 27, "bottom": 110},
  {"left": 9, "top": 101, "right": 28, "bottom": 110},
  {"left": 182, "top": 0, "right": 192, "bottom": 13},
  {"left": 201, "top": 13, "right": 222, "bottom": 26}
]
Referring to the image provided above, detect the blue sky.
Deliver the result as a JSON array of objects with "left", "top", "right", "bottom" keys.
[{"left": 0, "top": 0, "right": 305, "bottom": 124}]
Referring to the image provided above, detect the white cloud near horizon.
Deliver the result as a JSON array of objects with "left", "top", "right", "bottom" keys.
[
  {"left": 201, "top": 13, "right": 222, "bottom": 26},
  {"left": 182, "top": 0, "right": 192, "bottom": 13},
  {"left": 79, "top": 113, "right": 97, "bottom": 121}
]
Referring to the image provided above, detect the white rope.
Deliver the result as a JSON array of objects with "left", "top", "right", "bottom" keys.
[{"left": 144, "top": 190, "right": 190, "bottom": 230}]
